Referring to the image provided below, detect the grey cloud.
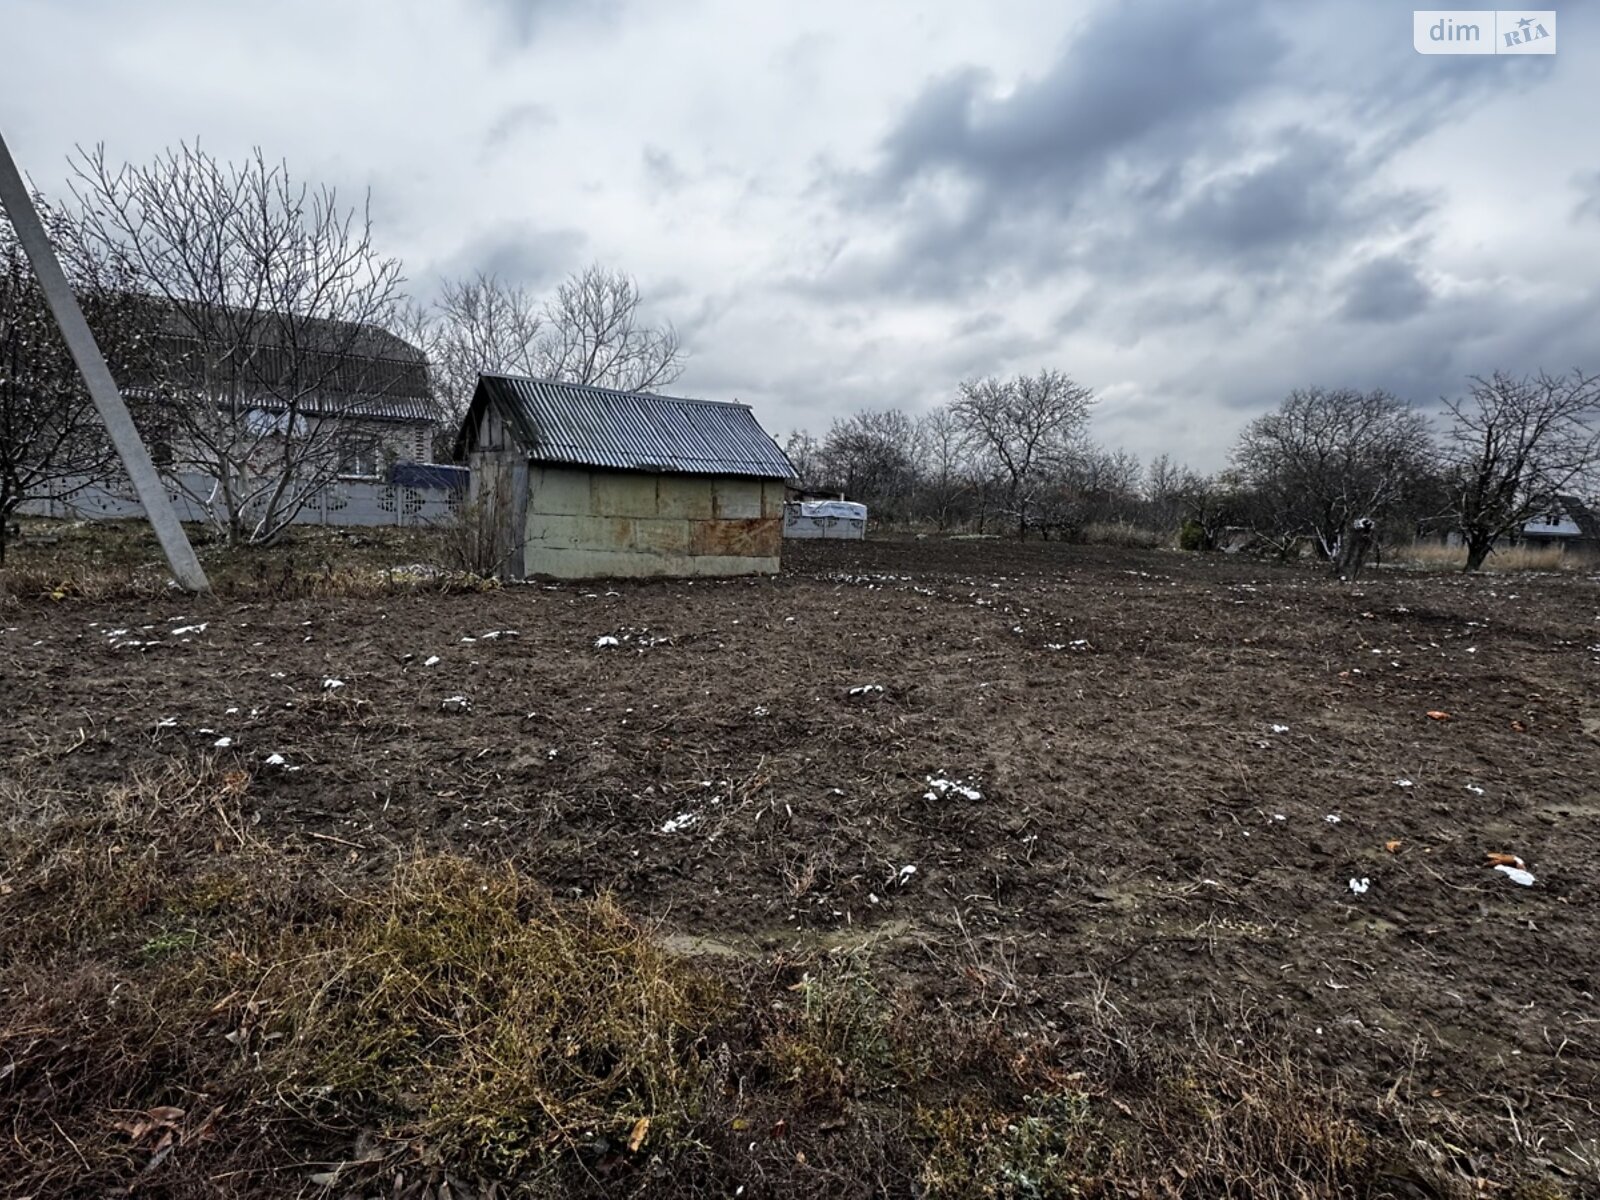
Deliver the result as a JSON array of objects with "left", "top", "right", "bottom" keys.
[
  {"left": 1165, "top": 134, "right": 1421, "bottom": 261},
  {"left": 867, "top": 0, "right": 1285, "bottom": 208},
  {"left": 485, "top": 103, "right": 554, "bottom": 150},
  {"left": 642, "top": 146, "right": 687, "bottom": 192},
  {"left": 1573, "top": 169, "right": 1600, "bottom": 223},
  {"left": 426, "top": 224, "right": 588, "bottom": 293},
  {"left": 1338, "top": 256, "right": 1431, "bottom": 323}
]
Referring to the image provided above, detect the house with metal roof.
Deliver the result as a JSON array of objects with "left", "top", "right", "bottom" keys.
[{"left": 455, "top": 374, "right": 795, "bottom": 579}]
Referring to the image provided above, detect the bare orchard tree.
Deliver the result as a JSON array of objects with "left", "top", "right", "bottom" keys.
[
  {"left": 420, "top": 266, "right": 684, "bottom": 421},
  {"left": 539, "top": 265, "right": 683, "bottom": 392},
  {"left": 951, "top": 370, "right": 1095, "bottom": 536},
  {"left": 0, "top": 203, "right": 156, "bottom": 560},
  {"left": 781, "top": 429, "right": 821, "bottom": 489},
  {"left": 1440, "top": 370, "right": 1600, "bottom": 571},
  {"left": 67, "top": 143, "right": 406, "bottom": 545},
  {"left": 1232, "top": 387, "right": 1432, "bottom": 561},
  {"left": 915, "top": 403, "right": 972, "bottom": 530},
  {"left": 816, "top": 408, "right": 918, "bottom": 519}
]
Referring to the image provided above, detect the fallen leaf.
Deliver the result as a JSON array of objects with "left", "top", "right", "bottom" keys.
[
  {"left": 771, "top": 1119, "right": 788, "bottom": 1140},
  {"left": 1384, "top": 840, "right": 1402, "bottom": 853},
  {"left": 1426, "top": 710, "right": 1452, "bottom": 721},
  {"left": 1511, "top": 720, "right": 1528, "bottom": 733},
  {"left": 628, "top": 1116, "right": 650, "bottom": 1153},
  {"left": 1485, "top": 852, "right": 1525, "bottom": 870}
]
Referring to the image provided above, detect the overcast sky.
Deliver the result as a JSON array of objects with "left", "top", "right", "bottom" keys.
[{"left": 5, "top": 0, "right": 1597, "bottom": 470}]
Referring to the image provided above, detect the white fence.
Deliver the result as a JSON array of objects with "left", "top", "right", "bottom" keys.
[
  {"left": 783, "top": 500, "right": 867, "bottom": 540},
  {"left": 19, "top": 470, "right": 463, "bottom": 529}
]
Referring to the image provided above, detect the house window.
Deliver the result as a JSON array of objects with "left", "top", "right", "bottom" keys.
[{"left": 341, "top": 444, "right": 381, "bottom": 478}]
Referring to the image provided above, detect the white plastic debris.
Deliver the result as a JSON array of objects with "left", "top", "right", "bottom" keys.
[
  {"left": 322, "top": 678, "right": 345, "bottom": 691},
  {"left": 264, "top": 753, "right": 287, "bottom": 766},
  {"left": 213, "top": 736, "right": 233, "bottom": 749},
  {"left": 441, "top": 695, "right": 471, "bottom": 712},
  {"left": 423, "top": 655, "right": 441, "bottom": 667},
  {"left": 924, "top": 776, "right": 983, "bottom": 802},
  {"left": 169, "top": 623, "right": 208, "bottom": 636},
  {"left": 751, "top": 705, "right": 770, "bottom": 717},
  {"left": 1394, "top": 779, "right": 1414, "bottom": 788},
  {"left": 896, "top": 864, "right": 917, "bottom": 886},
  {"left": 155, "top": 717, "right": 178, "bottom": 729},
  {"left": 1324, "top": 814, "right": 1342, "bottom": 824},
  {"left": 1465, "top": 784, "right": 1485, "bottom": 795},
  {"left": 1495, "top": 864, "right": 1536, "bottom": 887},
  {"left": 1348, "top": 877, "right": 1370, "bottom": 895},
  {"left": 847, "top": 684, "right": 884, "bottom": 696},
  {"left": 1269, "top": 724, "right": 1290, "bottom": 734},
  {"left": 661, "top": 812, "right": 699, "bottom": 834},
  {"left": 595, "top": 636, "right": 620, "bottom": 648}
]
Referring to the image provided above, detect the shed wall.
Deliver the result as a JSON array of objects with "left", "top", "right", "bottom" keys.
[{"left": 521, "top": 466, "right": 783, "bottom": 579}]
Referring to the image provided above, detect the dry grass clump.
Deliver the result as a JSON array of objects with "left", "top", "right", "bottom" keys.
[
  {"left": 0, "top": 760, "right": 727, "bottom": 1195},
  {"left": 0, "top": 754, "right": 1574, "bottom": 1197},
  {"left": 1390, "top": 542, "right": 1594, "bottom": 572},
  {"left": 1078, "top": 521, "right": 1166, "bottom": 549}
]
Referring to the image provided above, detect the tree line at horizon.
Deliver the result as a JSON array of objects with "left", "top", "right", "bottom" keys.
[
  {"left": 786, "top": 371, "right": 1600, "bottom": 571},
  {"left": 2, "top": 141, "right": 1596, "bottom": 571}
]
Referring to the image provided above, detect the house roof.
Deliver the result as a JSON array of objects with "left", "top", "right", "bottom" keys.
[
  {"left": 1526, "top": 493, "right": 1600, "bottom": 539},
  {"left": 459, "top": 375, "right": 796, "bottom": 479},
  {"left": 122, "top": 295, "right": 436, "bottom": 424}
]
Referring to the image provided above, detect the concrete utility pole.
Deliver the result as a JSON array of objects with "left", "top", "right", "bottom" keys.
[{"left": 0, "top": 128, "right": 209, "bottom": 592}]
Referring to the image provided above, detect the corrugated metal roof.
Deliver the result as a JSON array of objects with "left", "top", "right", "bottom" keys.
[{"left": 473, "top": 375, "right": 795, "bottom": 479}]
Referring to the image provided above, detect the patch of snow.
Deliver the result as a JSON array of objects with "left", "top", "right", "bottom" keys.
[
  {"left": 1324, "top": 814, "right": 1342, "bottom": 824},
  {"left": 1269, "top": 724, "right": 1290, "bottom": 734},
  {"left": 1394, "top": 778, "right": 1413, "bottom": 788},
  {"left": 661, "top": 812, "right": 699, "bottom": 834},
  {"left": 895, "top": 864, "right": 917, "bottom": 886},
  {"left": 213, "top": 736, "right": 233, "bottom": 748},
  {"left": 1465, "top": 784, "right": 1485, "bottom": 795},
  {"left": 322, "top": 678, "right": 345, "bottom": 691},
  {"left": 169, "top": 623, "right": 208, "bottom": 636},
  {"left": 848, "top": 684, "right": 884, "bottom": 696},
  {"left": 155, "top": 717, "right": 178, "bottom": 729},
  {"left": 423, "top": 655, "right": 441, "bottom": 667},
  {"left": 924, "top": 776, "right": 983, "bottom": 802},
  {"left": 1348, "top": 877, "right": 1370, "bottom": 895},
  {"left": 264, "top": 753, "right": 287, "bottom": 766},
  {"left": 594, "top": 635, "right": 620, "bottom": 648},
  {"left": 441, "top": 695, "right": 471, "bottom": 712}
]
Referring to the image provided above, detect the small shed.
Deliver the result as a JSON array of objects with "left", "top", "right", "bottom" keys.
[
  {"left": 784, "top": 498, "right": 868, "bottom": 540},
  {"left": 455, "top": 374, "right": 796, "bottom": 579}
]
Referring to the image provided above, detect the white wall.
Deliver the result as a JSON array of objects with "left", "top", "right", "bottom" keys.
[{"left": 18, "top": 471, "right": 462, "bottom": 529}]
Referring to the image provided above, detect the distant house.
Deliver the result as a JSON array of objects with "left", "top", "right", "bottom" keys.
[
  {"left": 124, "top": 298, "right": 440, "bottom": 476},
  {"left": 1427, "top": 493, "right": 1600, "bottom": 556},
  {"left": 1517, "top": 494, "right": 1600, "bottom": 553},
  {"left": 455, "top": 374, "right": 795, "bottom": 579}
]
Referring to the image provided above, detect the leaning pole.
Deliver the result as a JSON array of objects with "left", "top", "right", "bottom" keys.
[{"left": 0, "top": 129, "right": 209, "bottom": 592}]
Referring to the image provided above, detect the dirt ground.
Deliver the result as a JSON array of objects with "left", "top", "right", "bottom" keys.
[{"left": 3, "top": 537, "right": 1598, "bottom": 1191}]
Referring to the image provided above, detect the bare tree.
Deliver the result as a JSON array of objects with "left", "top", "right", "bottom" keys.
[
  {"left": 951, "top": 370, "right": 1095, "bottom": 536},
  {"left": 0, "top": 203, "right": 156, "bottom": 559},
  {"left": 67, "top": 143, "right": 408, "bottom": 545},
  {"left": 816, "top": 409, "right": 918, "bottom": 519},
  {"left": 1440, "top": 370, "right": 1600, "bottom": 570},
  {"left": 419, "top": 266, "right": 684, "bottom": 426},
  {"left": 1145, "top": 453, "right": 1187, "bottom": 532},
  {"left": 1232, "top": 387, "right": 1432, "bottom": 561},
  {"left": 782, "top": 429, "right": 821, "bottom": 488},
  {"left": 539, "top": 265, "right": 682, "bottom": 392},
  {"left": 915, "top": 404, "right": 972, "bottom": 530}
]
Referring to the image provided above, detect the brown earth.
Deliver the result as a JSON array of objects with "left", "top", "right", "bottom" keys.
[{"left": 3, "top": 536, "right": 1598, "bottom": 1192}]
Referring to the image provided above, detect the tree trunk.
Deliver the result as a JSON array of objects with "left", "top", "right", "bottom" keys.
[{"left": 1464, "top": 535, "right": 1493, "bottom": 572}]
